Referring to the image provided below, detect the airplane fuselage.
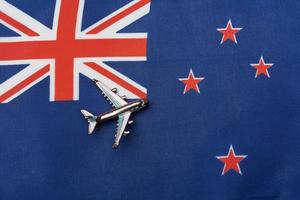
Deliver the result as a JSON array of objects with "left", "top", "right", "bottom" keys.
[{"left": 96, "top": 99, "right": 147, "bottom": 123}]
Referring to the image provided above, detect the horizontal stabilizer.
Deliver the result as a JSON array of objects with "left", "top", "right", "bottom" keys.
[
  {"left": 81, "top": 109, "right": 97, "bottom": 134},
  {"left": 81, "top": 109, "right": 94, "bottom": 119}
]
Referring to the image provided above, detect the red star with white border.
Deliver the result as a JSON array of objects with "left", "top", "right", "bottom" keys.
[
  {"left": 250, "top": 56, "right": 274, "bottom": 78},
  {"left": 216, "top": 145, "right": 247, "bottom": 175},
  {"left": 179, "top": 69, "right": 204, "bottom": 94},
  {"left": 217, "top": 19, "right": 242, "bottom": 44}
]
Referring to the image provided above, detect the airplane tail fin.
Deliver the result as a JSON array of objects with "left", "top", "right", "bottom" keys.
[{"left": 81, "top": 109, "right": 98, "bottom": 134}]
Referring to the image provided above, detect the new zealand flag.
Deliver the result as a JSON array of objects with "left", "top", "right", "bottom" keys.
[{"left": 0, "top": 0, "right": 299, "bottom": 199}]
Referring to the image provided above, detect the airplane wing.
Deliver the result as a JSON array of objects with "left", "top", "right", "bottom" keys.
[
  {"left": 94, "top": 80, "right": 127, "bottom": 108},
  {"left": 113, "top": 111, "right": 131, "bottom": 148}
]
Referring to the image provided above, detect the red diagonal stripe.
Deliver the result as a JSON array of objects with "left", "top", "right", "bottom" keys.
[
  {"left": 84, "top": 62, "right": 147, "bottom": 99},
  {"left": 87, "top": 0, "right": 150, "bottom": 34},
  {"left": 0, "top": 65, "right": 49, "bottom": 103},
  {"left": 0, "top": 11, "right": 39, "bottom": 36}
]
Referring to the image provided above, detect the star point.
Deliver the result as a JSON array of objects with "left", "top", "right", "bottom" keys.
[
  {"left": 178, "top": 69, "right": 204, "bottom": 94},
  {"left": 250, "top": 56, "right": 274, "bottom": 78},
  {"left": 216, "top": 145, "right": 247, "bottom": 175},
  {"left": 217, "top": 19, "right": 242, "bottom": 44}
]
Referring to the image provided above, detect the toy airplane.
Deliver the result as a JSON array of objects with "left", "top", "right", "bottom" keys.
[{"left": 81, "top": 79, "right": 148, "bottom": 149}]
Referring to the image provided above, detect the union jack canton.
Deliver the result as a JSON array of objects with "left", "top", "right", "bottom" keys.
[{"left": 0, "top": 0, "right": 151, "bottom": 103}]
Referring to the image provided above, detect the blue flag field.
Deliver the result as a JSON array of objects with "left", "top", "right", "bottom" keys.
[{"left": 0, "top": 0, "right": 299, "bottom": 199}]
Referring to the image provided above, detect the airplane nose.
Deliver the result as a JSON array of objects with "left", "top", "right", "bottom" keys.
[{"left": 143, "top": 99, "right": 149, "bottom": 106}]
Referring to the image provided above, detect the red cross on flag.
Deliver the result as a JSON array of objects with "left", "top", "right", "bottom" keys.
[{"left": 0, "top": 0, "right": 150, "bottom": 103}]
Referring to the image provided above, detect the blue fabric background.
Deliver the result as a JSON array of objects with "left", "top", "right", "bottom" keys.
[{"left": 0, "top": 0, "right": 299, "bottom": 199}]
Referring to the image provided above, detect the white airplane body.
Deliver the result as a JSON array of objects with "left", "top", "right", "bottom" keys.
[{"left": 81, "top": 80, "right": 148, "bottom": 149}]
